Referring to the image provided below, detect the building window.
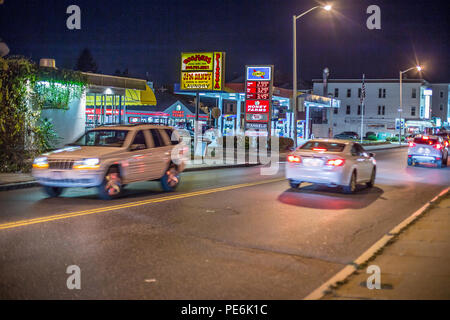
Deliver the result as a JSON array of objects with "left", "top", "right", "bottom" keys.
[
  {"left": 440, "top": 91, "right": 444, "bottom": 98},
  {"left": 346, "top": 105, "right": 351, "bottom": 115},
  {"left": 357, "top": 105, "right": 361, "bottom": 115},
  {"left": 382, "top": 106, "right": 385, "bottom": 115},
  {"left": 379, "top": 88, "right": 386, "bottom": 98},
  {"left": 411, "top": 106, "right": 416, "bottom": 116},
  {"left": 383, "top": 89, "right": 386, "bottom": 98},
  {"left": 377, "top": 106, "right": 381, "bottom": 115},
  {"left": 347, "top": 89, "right": 351, "bottom": 98},
  {"left": 358, "top": 88, "right": 362, "bottom": 98},
  {"left": 440, "top": 104, "right": 444, "bottom": 111},
  {"left": 334, "top": 108, "right": 338, "bottom": 114},
  {"left": 412, "top": 88, "right": 417, "bottom": 98},
  {"left": 334, "top": 88, "right": 339, "bottom": 98}
]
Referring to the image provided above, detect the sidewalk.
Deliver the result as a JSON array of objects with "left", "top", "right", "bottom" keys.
[{"left": 322, "top": 191, "right": 450, "bottom": 300}]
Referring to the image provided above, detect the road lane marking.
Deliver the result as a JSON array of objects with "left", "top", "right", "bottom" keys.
[
  {"left": 0, "top": 178, "right": 285, "bottom": 230},
  {"left": 303, "top": 186, "right": 450, "bottom": 300}
]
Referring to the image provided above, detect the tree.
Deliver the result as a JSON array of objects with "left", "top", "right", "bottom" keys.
[{"left": 75, "top": 48, "right": 97, "bottom": 73}]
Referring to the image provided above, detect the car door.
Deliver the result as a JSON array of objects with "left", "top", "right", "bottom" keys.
[
  {"left": 146, "top": 129, "right": 172, "bottom": 179},
  {"left": 350, "top": 143, "right": 369, "bottom": 182},
  {"left": 354, "top": 143, "right": 371, "bottom": 181},
  {"left": 126, "top": 130, "right": 152, "bottom": 182}
]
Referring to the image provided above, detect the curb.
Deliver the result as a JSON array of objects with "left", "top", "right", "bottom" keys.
[
  {"left": 0, "top": 163, "right": 262, "bottom": 192},
  {"left": 363, "top": 145, "right": 408, "bottom": 151},
  {"left": 0, "top": 181, "right": 39, "bottom": 192},
  {"left": 303, "top": 186, "right": 450, "bottom": 300},
  {"left": 184, "top": 163, "right": 260, "bottom": 172}
]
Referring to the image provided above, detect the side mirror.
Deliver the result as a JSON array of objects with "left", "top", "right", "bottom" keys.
[{"left": 129, "top": 144, "right": 146, "bottom": 151}]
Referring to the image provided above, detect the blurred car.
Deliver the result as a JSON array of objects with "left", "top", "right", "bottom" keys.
[
  {"left": 334, "top": 131, "right": 359, "bottom": 140},
  {"left": 435, "top": 132, "right": 450, "bottom": 148},
  {"left": 286, "top": 139, "right": 376, "bottom": 194},
  {"left": 407, "top": 135, "right": 448, "bottom": 168},
  {"left": 32, "top": 124, "right": 187, "bottom": 199}
]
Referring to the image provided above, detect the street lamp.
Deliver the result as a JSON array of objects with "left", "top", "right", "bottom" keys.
[
  {"left": 292, "top": 4, "right": 332, "bottom": 146},
  {"left": 399, "top": 65, "right": 423, "bottom": 144}
]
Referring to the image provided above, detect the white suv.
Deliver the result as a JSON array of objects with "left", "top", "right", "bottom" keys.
[{"left": 32, "top": 124, "right": 186, "bottom": 199}]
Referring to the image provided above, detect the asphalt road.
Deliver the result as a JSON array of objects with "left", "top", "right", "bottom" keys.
[{"left": 0, "top": 148, "right": 449, "bottom": 299}]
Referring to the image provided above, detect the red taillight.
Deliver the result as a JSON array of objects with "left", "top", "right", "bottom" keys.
[
  {"left": 409, "top": 142, "right": 416, "bottom": 147},
  {"left": 326, "top": 158, "right": 345, "bottom": 166},
  {"left": 287, "top": 155, "right": 301, "bottom": 163},
  {"left": 423, "top": 136, "right": 429, "bottom": 140},
  {"left": 313, "top": 148, "right": 327, "bottom": 152},
  {"left": 434, "top": 143, "right": 443, "bottom": 150}
]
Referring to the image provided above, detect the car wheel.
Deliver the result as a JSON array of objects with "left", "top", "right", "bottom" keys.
[
  {"left": 366, "top": 168, "right": 376, "bottom": 188},
  {"left": 343, "top": 171, "right": 357, "bottom": 194},
  {"left": 161, "top": 165, "right": 180, "bottom": 192},
  {"left": 289, "top": 180, "right": 301, "bottom": 189},
  {"left": 43, "top": 186, "right": 64, "bottom": 197},
  {"left": 98, "top": 167, "right": 122, "bottom": 200}
]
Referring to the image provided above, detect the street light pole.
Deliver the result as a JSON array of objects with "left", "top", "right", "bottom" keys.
[
  {"left": 292, "top": 5, "right": 331, "bottom": 147},
  {"left": 399, "top": 65, "right": 422, "bottom": 145}
]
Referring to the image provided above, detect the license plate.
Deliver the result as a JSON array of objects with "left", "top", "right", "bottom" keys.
[
  {"left": 418, "top": 147, "right": 430, "bottom": 154},
  {"left": 303, "top": 158, "right": 323, "bottom": 167},
  {"left": 51, "top": 171, "right": 64, "bottom": 180}
]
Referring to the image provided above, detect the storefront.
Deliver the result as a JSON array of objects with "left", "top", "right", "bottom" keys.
[{"left": 174, "top": 83, "right": 293, "bottom": 138}]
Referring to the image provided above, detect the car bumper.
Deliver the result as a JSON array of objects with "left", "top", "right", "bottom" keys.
[
  {"left": 408, "top": 155, "right": 441, "bottom": 164},
  {"left": 285, "top": 163, "right": 348, "bottom": 186},
  {"left": 32, "top": 168, "right": 103, "bottom": 187}
]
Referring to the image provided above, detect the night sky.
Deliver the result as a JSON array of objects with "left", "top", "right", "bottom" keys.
[{"left": 1, "top": 0, "right": 449, "bottom": 85}]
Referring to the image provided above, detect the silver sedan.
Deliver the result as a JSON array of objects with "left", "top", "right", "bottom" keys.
[{"left": 286, "top": 139, "right": 376, "bottom": 194}]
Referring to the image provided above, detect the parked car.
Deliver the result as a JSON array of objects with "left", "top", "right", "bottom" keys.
[
  {"left": 286, "top": 139, "right": 376, "bottom": 194},
  {"left": 32, "top": 124, "right": 187, "bottom": 199},
  {"left": 334, "top": 131, "right": 359, "bottom": 140},
  {"left": 408, "top": 135, "right": 448, "bottom": 168}
]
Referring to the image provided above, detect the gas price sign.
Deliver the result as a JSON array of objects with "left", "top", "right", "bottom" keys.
[{"left": 244, "top": 65, "right": 274, "bottom": 135}]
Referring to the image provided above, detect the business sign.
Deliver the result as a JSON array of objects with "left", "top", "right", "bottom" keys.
[
  {"left": 180, "top": 52, "right": 225, "bottom": 91},
  {"left": 246, "top": 122, "right": 268, "bottom": 130},
  {"left": 244, "top": 65, "right": 274, "bottom": 136},
  {"left": 181, "top": 53, "right": 214, "bottom": 71},
  {"left": 181, "top": 72, "right": 213, "bottom": 90},
  {"left": 246, "top": 113, "right": 269, "bottom": 122},
  {"left": 246, "top": 66, "right": 272, "bottom": 81},
  {"left": 246, "top": 100, "right": 270, "bottom": 113}
]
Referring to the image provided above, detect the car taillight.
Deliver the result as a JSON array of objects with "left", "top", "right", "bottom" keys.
[
  {"left": 408, "top": 142, "right": 416, "bottom": 147},
  {"left": 287, "top": 155, "right": 301, "bottom": 163},
  {"left": 326, "top": 158, "right": 345, "bottom": 166},
  {"left": 434, "top": 143, "right": 443, "bottom": 150}
]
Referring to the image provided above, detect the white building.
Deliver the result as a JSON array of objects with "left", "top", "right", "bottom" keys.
[
  {"left": 312, "top": 79, "right": 434, "bottom": 137},
  {"left": 430, "top": 83, "right": 450, "bottom": 126}
]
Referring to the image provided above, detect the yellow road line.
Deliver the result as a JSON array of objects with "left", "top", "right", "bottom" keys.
[{"left": 0, "top": 178, "right": 284, "bottom": 230}]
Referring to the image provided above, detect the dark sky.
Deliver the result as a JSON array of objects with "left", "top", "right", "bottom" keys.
[{"left": 1, "top": 0, "right": 449, "bottom": 85}]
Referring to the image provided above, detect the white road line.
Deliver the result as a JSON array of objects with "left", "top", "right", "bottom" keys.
[{"left": 303, "top": 186, "right": 450, "bottom": 300}]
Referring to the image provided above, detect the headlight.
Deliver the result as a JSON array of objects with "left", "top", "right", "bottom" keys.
[
  {"left": 33, "top": 157, "right": 48, "bottom": 169},
  {"left": 73, "top": 158, "right": 100, "bottom": 170}
]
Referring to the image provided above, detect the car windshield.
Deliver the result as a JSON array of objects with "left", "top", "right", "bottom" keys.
[
  {"left": 300, "top": 141, "right": 346, "bottom": 152},
  {"left": 71, "top": 130, "right": 129, "bottom": 147},
  {"left": 413, "top": 137, "right": 439, "bottom": 145}
]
